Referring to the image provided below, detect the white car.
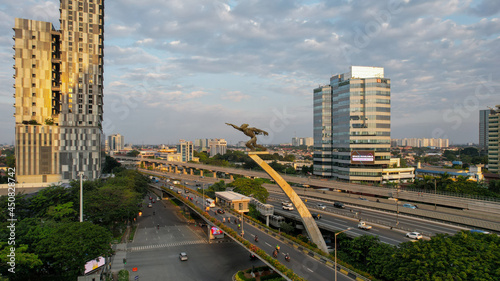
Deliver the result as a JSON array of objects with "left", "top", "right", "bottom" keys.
[
  {"left": 406, "top": 232, "right": 423, "bottom": 239},
  {"left": 282, "top": 201, "right": 292, "bottom": 206},
  {"left": 179, "top": 252, "right": 188, "bottom": 261},
  {"left": 282, "top": 205, "right": 294, "bottom": 211},
  {"left": 317, "top": 203, "right": 326, "bottom": 210}
]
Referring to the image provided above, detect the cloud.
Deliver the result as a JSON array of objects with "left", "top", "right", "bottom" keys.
[{"left": 221, "top": 91, "right": 250, "bottom": 102}]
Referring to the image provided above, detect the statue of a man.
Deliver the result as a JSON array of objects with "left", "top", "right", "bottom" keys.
[{"left": 226, "top": 123, "right": 269, "bottom": 151}]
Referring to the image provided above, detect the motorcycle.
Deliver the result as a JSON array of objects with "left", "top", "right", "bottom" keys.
[
  {"left": 285, "top": 254, "right": 290, "bottom": 262},
  {"left": 254, "top": 236, "right": 258, "bottom": 242},
  {"left": 273, "top": 250, "right": 278, "bottom": 258},
  {"left": 157, "top": 224, "right": 159, "bottom": 230}
]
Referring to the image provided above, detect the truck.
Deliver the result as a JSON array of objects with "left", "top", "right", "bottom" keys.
[{"left": 358, "top": 221, "right": 372, "bottom": 230}]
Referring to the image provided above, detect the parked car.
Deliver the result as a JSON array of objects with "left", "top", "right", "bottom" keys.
[
  {"left": 333, "top": 202, "right": 345, "bottom": 209},
  {"left": 403, "top": 203, "right": 417, "bottom": 209},
  {"left": 217, "top": 209, "right": 225, "bottom": 214},
  {"left": 179, "top": 252, "right": 188, "bottom": 261},
  {"left": 282, "top": 205, "right": 294, "bottom": 211},
  {"left": 406, "top": 232, "right": 423, "bottom": 239},
  {"left": 317, "top": 203, "right": 326, "bottom": 210}
]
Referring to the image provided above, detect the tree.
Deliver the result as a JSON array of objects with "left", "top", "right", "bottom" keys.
[
  {"left": 0, "top": 243, "right": 42, "bottom": 281},
  {"left": 279, "top": 222, "right": 294, "bottom": 234},
  {"left": 205, "top": 180, "right": 227, "bottom": 198},
  {"left": 102, "top": 155, "right": 122, "bottom": 174},
  {"left": 229, "top": 178, "right": 269, "bottom": 203},
  {"left": 34, "top": 222, "right": 112, "bottom": 278},
  {"left": 126, "top": 150, "right": 140, "bottom": 157}
]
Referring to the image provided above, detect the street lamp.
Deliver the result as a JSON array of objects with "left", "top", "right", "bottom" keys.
[
  {"left": 78, "top": 172, "right": 85, "bottom": 222},
  {"left": 335, "top": 227, "right": 352, "bottom": 281}
]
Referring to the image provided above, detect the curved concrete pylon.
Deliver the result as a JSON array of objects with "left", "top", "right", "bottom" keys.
[{"left": 248, "top": 152, "right": 328, "bottom": 254}]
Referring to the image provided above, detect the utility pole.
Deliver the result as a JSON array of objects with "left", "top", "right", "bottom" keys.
[{"left": 79, "top": 172, "right": 84, "bottom": 222}]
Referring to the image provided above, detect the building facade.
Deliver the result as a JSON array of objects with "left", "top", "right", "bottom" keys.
[
  {"left": 208, "top": 139, "right": 227, "bottom": 157},
  {"left": 488, "top": 106, "right": 500, "bottom": 173},
  {"left": 313, "top": 66, "right": 391, "bottom": 182},
  {"left": 108, "top": 134, "right": 124, "bottom": 152},
  {"left": 480, "top": 109, "right": 494, "bottom": 152},
  {"left": 13, "top": 0, "right": 104, "bottom": 183},
  {"left": 177, "top": 140, "right": 193, "bottom": 162},
  {"left": 292, "top": 137, "right": 313, "bottom": 147}
]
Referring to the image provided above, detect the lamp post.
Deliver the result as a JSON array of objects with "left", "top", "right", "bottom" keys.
[
  {"left": 78, "top": 172, "right": 84, "bottom": 222},
  {"left": 434, "top": 178, "right": 437, "bottom": 211},
  {"left": 240, "top": 197, "right": 245, "bottom": 237},
  {"left": 335, "top": 227, "right": 352, "bottom": 281}
]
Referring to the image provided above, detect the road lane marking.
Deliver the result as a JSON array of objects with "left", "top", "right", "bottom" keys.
[
  {"left": 265, "top": 242, "right": 272, "bottom": 247},
  {"left": 305, "top": 267, "right": 313, "bottom": 272}
]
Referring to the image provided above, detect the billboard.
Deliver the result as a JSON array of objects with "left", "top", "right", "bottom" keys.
[
  {"left": 351, "top": 150, "right": 375, "bottom": 164},
  {"left": 84, "top": 256, "right": 105, "bottom": 274},
  {"left": 210, "top": 226, "right": 224, "bottom": 239}
]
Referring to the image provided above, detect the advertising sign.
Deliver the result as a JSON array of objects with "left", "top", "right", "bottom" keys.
[
  {"left": 351, "top": 150, "right": 375, "bottom": 164},
  {"left": 84, "top": 256, "right": 105, "bottom": 274},
  {"left": 210, "top": 226, "right": 224, "bottom": 239}
]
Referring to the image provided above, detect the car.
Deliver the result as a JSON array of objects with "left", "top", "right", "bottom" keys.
[
  {"left": 149, "top": 196, "right": 153, "bottom": 200},
  {"left": 406, "top": 232, "right": 423, "bottom": 239},
  {"left": 333, "top": 202, "right": 345, "bottom": 208},
  {"left": 179, "top": 252, "right": 188, "bottom": 261},
  {"left": 359, "top": 197, "right": 368, "bottom": 201},
  {"left": 317, "top": 203, "right": 326, "bottom": 210},
  {"left": 217, "top": 209, "right": 225, "bottom": 214},
  {"left": 177, "top": 190, "right": 182, "bottom": 194},
  {"left": 157, "top": 197, "right": 160, "bottom": 201},
  {"left": 470, "top": 229, "right": 491, "bottom": 234},
  {"left": 282, "top": 205, "right": 294, "bottom": 211},
  {"left": 282, "top": 201, "right": 292, "bottom": 206},
  {"left": 152, "top": 199, "right": 155, "bottom": 203},
  {"left": 148, "top": 203, "right": 152, "bottom": 208},
  {"left": 403, "top": 203, "right": 417, "bottom": 209},
  {"left": 169, "top": 186, "right": 174, "bottom": 190},
  {"left": 311, "top": 213, "right": 321, "bottom": 220}
]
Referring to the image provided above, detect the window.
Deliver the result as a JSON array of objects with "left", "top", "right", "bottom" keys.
[
  {"left": 32, "top": 54, "right": 36, "bottom": 59},
  {"left": 32, "top": 64, "right": 36, "bottom": 68},
  {"left": 32, "top": 74, "right": 36, "bottom": 78},
  {"left": 32, "top": 102, "right": 36, "bottom": 106},
  {"left": 32, "top": 93, "right": 36, "bottom": 97},
  {"left": 88, "top": 110, "right": 92, "bottom": 114},
  {"left": 32, "top": 112, "right": 36, "bottom": 116},
  {"left": 32, "top": 83, "right": 35, "bottom": 87},
  {"left": 32, "top": 35, "right": 36, "bottom": 39},
  {"left": 32, "top": 45, "right": 36, "bottom": 49}
]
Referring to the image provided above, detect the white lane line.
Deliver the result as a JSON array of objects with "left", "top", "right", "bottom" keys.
[
  {"left": 265, "top": 242, "right": 272, "bottom": 247},
  {"left": 305, "top": 267, "right": 313, "bottom": 272}
]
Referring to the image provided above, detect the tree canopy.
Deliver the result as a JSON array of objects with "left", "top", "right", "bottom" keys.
[{"left": 228, "top": 178, "right": 269, "bottom": 203}]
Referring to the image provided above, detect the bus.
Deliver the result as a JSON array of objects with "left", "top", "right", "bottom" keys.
[{"left": 206, "top": 198, "right": 215, "bottom": 208}]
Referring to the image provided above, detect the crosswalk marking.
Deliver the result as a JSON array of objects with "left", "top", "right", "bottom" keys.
[{"left": 129, "top": 239, "right": 207, "bottom": 252}]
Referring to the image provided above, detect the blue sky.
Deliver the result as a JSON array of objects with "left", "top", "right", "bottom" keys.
[{"left": 1, "top": 0, "right": 500, "bottom": 145}]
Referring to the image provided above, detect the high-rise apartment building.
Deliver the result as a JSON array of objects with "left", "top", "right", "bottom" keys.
[
  {"left": 177, "top": 140, "right": 194, "bottom": 162},
  {"left": 480, "top": 109, "right": 494, "bottom": 151},
  {"left": 108, "top": 134, "right": 124, "bottom": 152},
  {"left": 209, "top": 139, "right": 227, "bottom": 157},
  {"left": 488, "top": 106, "right": 500, "bottom": 174},
  {"left": 392, "top": 138, "right": 449, "bottom": 148},
  {"left": 13, "top": 0, "right": 104, "bottom": 183},
  {"left": 313, "top": 66, "right": 391, "bottom": 182},
  {"left": 292, "top": 137, "right": 314, "bottom": 147}
]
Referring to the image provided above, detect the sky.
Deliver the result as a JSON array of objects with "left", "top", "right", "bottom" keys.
[{"left": 1, "top": 0, "right": 500, "bottom": 146}]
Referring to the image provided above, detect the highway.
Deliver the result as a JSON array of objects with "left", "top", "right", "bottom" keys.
[{"left": 163, "top": 180, "right": 357, "bottom": 281}]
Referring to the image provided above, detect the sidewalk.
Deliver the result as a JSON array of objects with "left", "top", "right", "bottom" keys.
[{"left": 110, "top": 243, "right": 128, "bottom": 276}]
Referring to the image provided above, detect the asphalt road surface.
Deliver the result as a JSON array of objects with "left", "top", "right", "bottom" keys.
[{"left": 124, "top": 194, "right": 265, "bottom": 281}]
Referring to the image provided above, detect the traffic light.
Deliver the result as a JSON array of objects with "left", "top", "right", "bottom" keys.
[{"left": 123, "top": 258, "right": 127, "bottom": 264}]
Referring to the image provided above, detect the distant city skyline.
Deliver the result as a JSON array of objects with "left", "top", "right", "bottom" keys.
[{"left": 1, "top": 1, "right": 500, "bottom": 145}]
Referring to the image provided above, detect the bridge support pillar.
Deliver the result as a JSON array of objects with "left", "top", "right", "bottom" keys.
[
  {"left": 200, "top": 170, "right": 204, "bottom": 177},
  {"left": 248, "top": 152, "right": 328, "bottom": 254},
  {"left": 183, "top": 168, "right": 187, "bottom": 175},
  {"left": 190, "top": 169, "right": 194, "bottom": 175},
  {"left": 212, "top": 171, "right": 217, "bottom": 179},
  {"left": 175, "top": 166, "right": 179, "bottom": 174},
  {"left": 229, "top": 174, "right": 234, "bottom": 180}
]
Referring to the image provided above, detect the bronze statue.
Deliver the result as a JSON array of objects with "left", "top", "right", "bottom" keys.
[{"left": 226, "top": 123, "right": 268, "bottom": 151}]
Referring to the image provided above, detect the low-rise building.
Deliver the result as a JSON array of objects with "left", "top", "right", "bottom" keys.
[{"left": 215, "top": 191, "right": 251, "bottom": 213}]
